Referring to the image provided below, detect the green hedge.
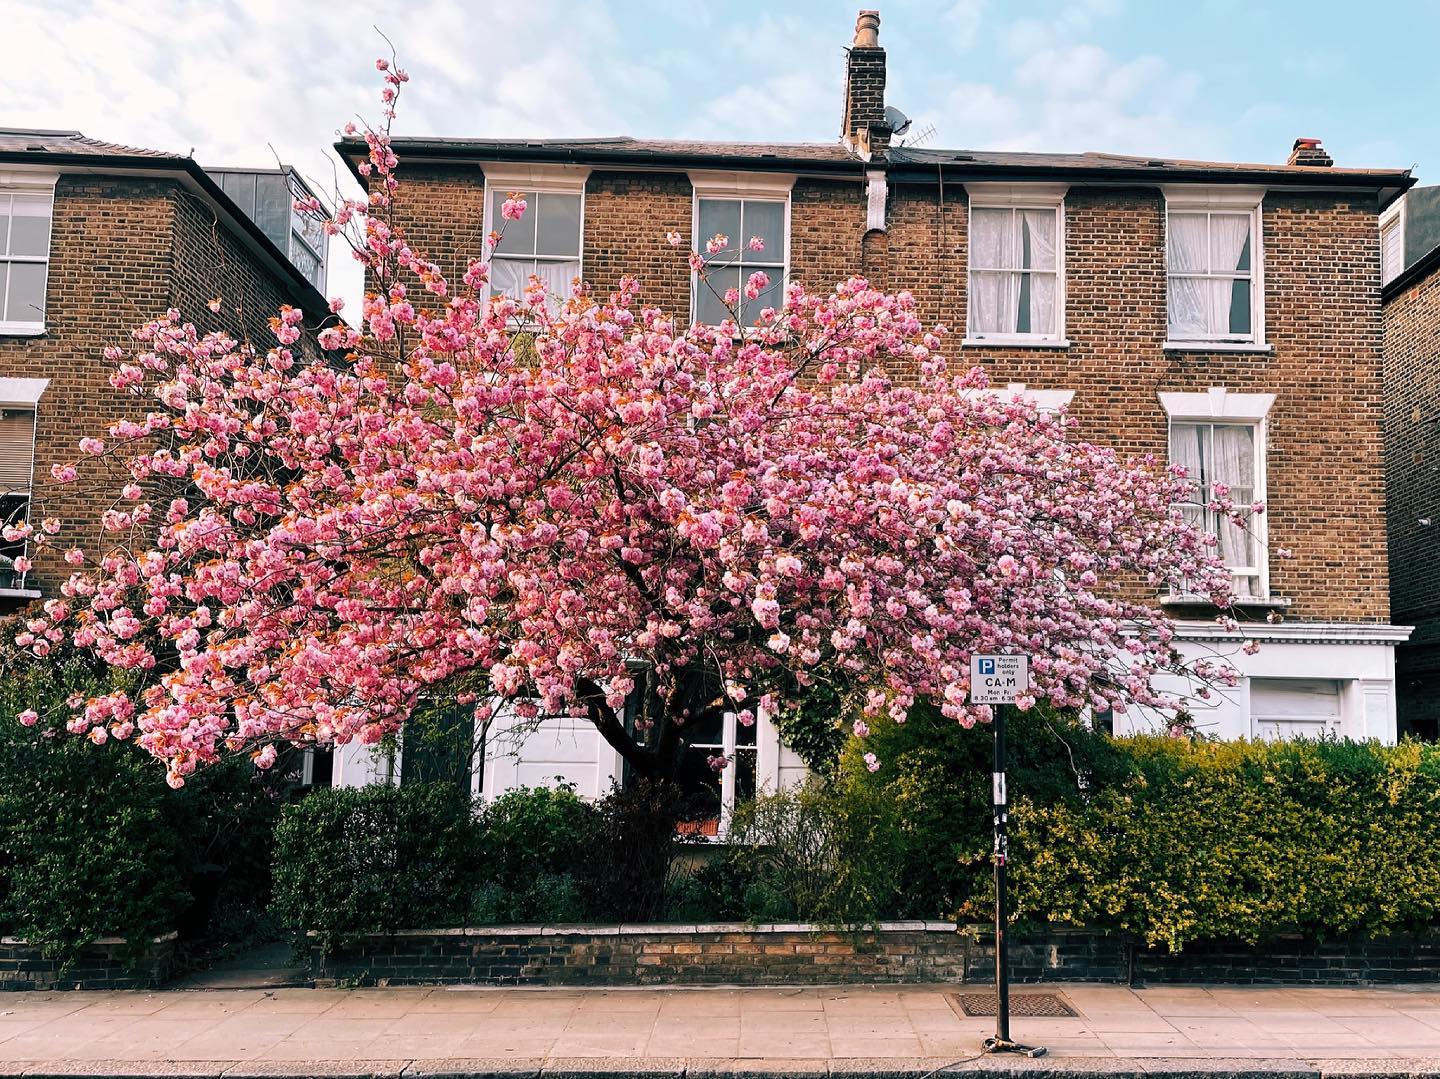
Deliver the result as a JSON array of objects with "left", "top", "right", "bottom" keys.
[
  {"left": 1010, "top": 736, "right": 1440, "bottom": 950},
  {"left": 272, "top": 710, "right": 1440, "bottom": 955},
  {"left": 272, "top": 782, "right": 483, "bottom": 950},
  {"left": 0, "top": 645, "right": 287, "bottom": 971}
]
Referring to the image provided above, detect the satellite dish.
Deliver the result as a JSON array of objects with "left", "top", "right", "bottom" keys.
[{"left": 884, "top": 105, "right": 912, "bottom": 136}]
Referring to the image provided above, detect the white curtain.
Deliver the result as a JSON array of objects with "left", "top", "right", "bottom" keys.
[
  {"left": 490, "top": 259, "right": 579, "bottom": 308},
  {"left": 970, "top": 210, "right": 1016, "bottom": 334},
  {"left": 1212, "top": 424, "right": 1256, "bottom": 594},
  {"left": 533, "top": 260, "right": 580, "bottom": 304},
  {"left": 1167, "top": 213, "right": 1209, "bottom": 338},
  {"left": 1209, "top": 215, "right": 1251, "bottom": 336},
  {"left": 1022, "top": 210, "right": 1056, "bottom": 336}
]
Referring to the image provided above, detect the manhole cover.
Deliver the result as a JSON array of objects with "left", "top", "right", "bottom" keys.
[{"left": 948, "top": 991, "right": 1078, "bottom": 1018}]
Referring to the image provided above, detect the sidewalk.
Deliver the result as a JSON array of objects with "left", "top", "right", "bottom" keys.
[{"left": 0, "top": 982, "right": 1439, "bottom": 1077}]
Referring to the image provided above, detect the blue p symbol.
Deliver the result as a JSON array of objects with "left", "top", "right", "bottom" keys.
[{"left": 979, "top": 658, "right": 995, "bottom": 675}]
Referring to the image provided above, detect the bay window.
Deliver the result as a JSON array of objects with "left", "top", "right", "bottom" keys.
[
  {"left": 1164, "top": 187, "right": 1265, "bottom": 347},
  {"left": 965, "top": 184, "right": 1067, "bottom": 344}
]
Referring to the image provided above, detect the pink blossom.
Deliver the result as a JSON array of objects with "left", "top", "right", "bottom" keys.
[
  {"left": 864, "top": 752, "right": 881, "bottom": 773},
  {"left": 17, "top": 710, "right": 37, "bottom": 728},
  {"left": 747, "top": 236, "right": 765, "bottom": 252},
  {"left": 28, "top": 64, "right": 1237, "bottom": 787}
]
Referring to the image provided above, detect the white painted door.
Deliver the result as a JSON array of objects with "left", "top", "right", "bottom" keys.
[{"left": 1249, "top": 678, "right": 1341, "bottom": 740}]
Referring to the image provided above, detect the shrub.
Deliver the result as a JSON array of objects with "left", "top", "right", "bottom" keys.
[
  {"left": 834, "top": 700, "right": 1122, "bottom": 920},
  {"left": 0, "top": 643, "right": 292, "bottom": 972},
  {"left": 1010, "top": 735, "right": 1440, "bottom": 950},
  {"left": 718, "top": 779, "right": 907, "bottom": 925},
  {"left": 272, "top": 781, "right": 481, "bottom": 950},
  {"left": 471, "top": 785, "right": 598, "bottom": 923},
  {"left": 587, "top": 777, "right": 700, "bottom": 922}
]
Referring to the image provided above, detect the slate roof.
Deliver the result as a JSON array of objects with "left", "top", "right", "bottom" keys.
[
  {"left": 337, "top": 134, "right": 1410, "bottom": 194},
  {"left": 0, "top": 128, "right": 329, "bottom": 318},
  {"left": 0, "top": 128, "right": 183, "bottom": 159}
]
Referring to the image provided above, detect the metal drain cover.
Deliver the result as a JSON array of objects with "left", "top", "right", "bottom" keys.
[{"left": 949, "top": 991, "right": 1078, "bottom": 1018}]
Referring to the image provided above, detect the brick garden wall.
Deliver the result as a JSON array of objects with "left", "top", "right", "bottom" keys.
[
  {"left": 1384, "top": 266, "right": 1440, "bottom": 738},
  {"left": 0, "top": 932, "right": 175, "bottom": 991},
  {"left": 310, "top": 923, "right": 1440, "bottom": 989}
]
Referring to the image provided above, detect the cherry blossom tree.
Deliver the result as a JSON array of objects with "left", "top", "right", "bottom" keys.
[{"left": 8, "top": 62, "right": 1241, "bottom": 790}]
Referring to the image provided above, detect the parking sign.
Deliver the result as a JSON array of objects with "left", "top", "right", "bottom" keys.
[{"left": 969, "top": 654, "right": 1029, "bottom": 704}]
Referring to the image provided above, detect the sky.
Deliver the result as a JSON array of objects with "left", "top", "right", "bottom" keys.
[{"left": 5, "top": 0, "right": 1439, "bottom": 310}]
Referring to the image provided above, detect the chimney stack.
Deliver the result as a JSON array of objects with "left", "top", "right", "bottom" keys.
[
  {"left": 842, "top": 10, "right": 890, "bottom": 160},
  {"left": 1287, "top": 137, "right": 1333, "bottom": 168}
]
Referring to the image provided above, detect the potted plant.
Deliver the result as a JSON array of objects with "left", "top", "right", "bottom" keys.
[{"left": 0, "top": 555, "right": 15, "bottom": 590}]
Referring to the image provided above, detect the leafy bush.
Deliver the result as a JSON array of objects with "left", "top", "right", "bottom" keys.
[
  {"left": 703, "top": 779, "right": 907, "bottom": 925},
  {"left": 272, "top": 781, "right": 481, "bottom": 949},
  {"left": 1010, "top": 735, "right": 1440, "bottom": 950},
  {"left": 834, "top": 700, "right": 1122, "bottom": 920},
  {"left": 587, "top": 777, "right": 701, "bottom": 922},
  {"left": 0, "top": 643, "right": 290, "bottom": 972},
  {"left": 471, "top": 785, "right": 598, "bottom": 923}
]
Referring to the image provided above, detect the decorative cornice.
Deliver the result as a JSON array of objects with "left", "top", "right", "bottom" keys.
[
  {"left": 688, "top": 170, "right": 797, "bottom": 198},
  {"left": 1159, "top": 387, "right": 1276, "bottom": 421},
  {"left": 477, "top": 162, "right": 590, "bottom": 192},
  {"left": 1173, "top": 621, "right": 1413, "bottom": 646},
  {"left": 964, "top": 181, "right": 1068, "bottom": 205}
]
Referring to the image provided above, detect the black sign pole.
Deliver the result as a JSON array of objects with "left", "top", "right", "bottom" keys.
[{"left": 982, "top": 701, "right": 1045, "bottom": 1057}]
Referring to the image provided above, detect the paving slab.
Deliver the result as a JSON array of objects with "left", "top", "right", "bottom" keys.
[{"left": 0, "top": 984, "right": 1435, "bottom": 1076}]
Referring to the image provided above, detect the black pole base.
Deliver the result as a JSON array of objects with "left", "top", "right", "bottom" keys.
[{"left": 982, "top": 1037, "right": 1048, "bottom": 1057}]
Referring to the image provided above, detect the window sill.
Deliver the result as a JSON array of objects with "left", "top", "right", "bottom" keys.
[
  {"left": 0, "top": 323, "right": 46, "bottom": 338},
  {"left": 1163, "top": 341, "right": 1273, "bottom": 354},
  {"left": 962, "top": 337, "right": 1070, "bottom": 349},
  {"left": 0, "top": 587, "right": 41, "bottom": 600},
  {"left": 1161, "top": 594, "right": 1291, "bottom": 610}
]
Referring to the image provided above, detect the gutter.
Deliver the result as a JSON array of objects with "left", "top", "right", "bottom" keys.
[
  {"left": 0, "top": 150, "right": 332, "bottom": 322},
  {"left": 335, "top": 138, "right": 1414, "bottom": 203},
  {"left": 333, "top": 139, "right": 868, "bottom": 186}
]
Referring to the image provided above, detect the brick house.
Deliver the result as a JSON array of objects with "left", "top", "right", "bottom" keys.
[
  {"left": 1382, "top": 184, "right": 1440, "bottom": 737},
  {"left": 0, "top": 130, "right": 330, "bottom": 609},
  {"left": 331, "top": 10, "right": 1407, "bottom": 818}
]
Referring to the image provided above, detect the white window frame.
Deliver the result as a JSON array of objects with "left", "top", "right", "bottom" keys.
[
  {"left": 963, "top": 183, "right": 1068, "bottom": 347},
  {"left": 689, "top": 171, "right": 794, "bottom": 329},
  {"left": 1159, "top": 388, "right": 1276, "bottom": 601},
  {"left": 0, "top": 377, "right": 48, "bottom": 598},
  {"left": 1162, "top": 186, "right": 1267, "bottom": 351},
  {"left": 1380, "top": 196, "right": 1406, "bottom": 286},
  {"left": 0, "top": 172, "right": 58, "bottom": 337},
  {"left": 478, "top": 162, "right": 589, "bottom": 310},
  {"left": 683, "top": 709, "right": 758, "bottom": 839}
]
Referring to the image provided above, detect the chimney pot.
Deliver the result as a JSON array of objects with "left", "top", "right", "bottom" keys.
[
  {"left": 854, "top": 10, "right": 881, "bottom": 48},
  {"left": 1287, "top": 136, "right": 1333, "bottom": 167}
]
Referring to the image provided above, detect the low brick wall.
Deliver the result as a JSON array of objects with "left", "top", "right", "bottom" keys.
[
  {"left": 311, "top": 922, "right": 965, "bottom": 987},
  {"left": 0, "top": 932, "right": 177, "bottom": 991},
  {"left": 311, "top": 924, "right": 1440, "bottom": 988}
]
